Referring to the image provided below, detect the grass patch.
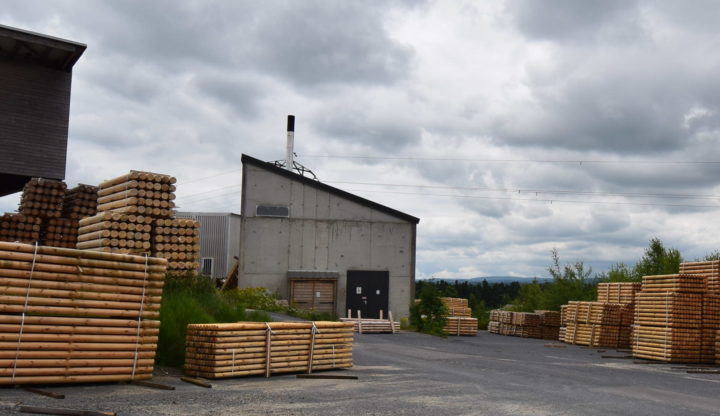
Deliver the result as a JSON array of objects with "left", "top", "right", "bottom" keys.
[{"left": 157, "top": 275, "right": 269, "bottom": 367}]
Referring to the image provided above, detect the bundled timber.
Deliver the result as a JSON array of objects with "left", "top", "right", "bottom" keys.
[
  {"left": 62, "top": 184, "right": 99, "bottom": 221},
  {"left": 443, "top": 317, "right": 478, "bottom": 336},
  {"left": 152, "top": 218, "right": 200, "bottom": 274},
  {"left": 512, "top": 312, "right": 541, "bottom": 326},
  {"left": 641, "top": 274, "right": 705, "bottom": 293},
  {"left": 41, "top": 218, "right": 79, "bottom": 249},
  {"left": 558, "top": 326, "right": 567, "bottom": 342},
  {"left": 680, "top": 261, "right": 720, "bottom": 293},
  {"left": 97, "top": 171, "right": 177, "bottom": 219},
  {"left": 18, "top": 178, "right": 66, "bottom": 219},
  {"left": 441, "top": 297, "right": 471, "bottom": 317},
  {"left": 488, "top": 321, "right": 500, "bottom": 334},
  {"left": 183, "top": 322, "right": 353, "bottom": 379},
  {"left": 565, "top": 322, "right": 623, "bottom": 347},
  {"left": 543, "top": 325, "right": 560, "bottom": 341},
  {"left": 0, "top": 242, "right": 167, "bottom": 385},
  {"left": 76, "top": 213, "right": 154, "bottom": 255},
  {"left": 597, "top": 282, "right": 642, "bottom": 304},
  {"left": 487, "top": 310, "right": 543, "bottom": 339},
  {"left": 536, "top": 310, "right": 561, "bottom": 327},
  {"left": 0, "top": 214, "right": 41, "bottom": 244}
]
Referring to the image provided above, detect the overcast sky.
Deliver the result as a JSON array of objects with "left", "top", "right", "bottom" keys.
[{"left": 2, "top": 1, "right": 720, "bottom": 279}]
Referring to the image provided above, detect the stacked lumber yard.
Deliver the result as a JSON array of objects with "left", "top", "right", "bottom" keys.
[
  {"left": 0, "top": 241, "right": 167, "bottom": 385},
  {"left": 487, "top": 310, "right": 559, "bottom": 339},
  {"left": 62, "top": 184, "right": 99, "bottom": 221},
  {"left": 441, "top": 297, "right": 477, "bottom": 336},
  {"left": 559, "top": 282, "right": 639, "bottom": 348},
  {"left": 183, "top": 321, "right": 353, "bottom": 379},
  {"left": 632, "top": 272, "right": 720, "bottom": 363},
  {"left": 340, "top": 310, "right": 398, "bottom": 334},
  {"left": 76, "top": 171, "right": 200, "bottom": 274},
  {"left": 0, "top": 214, "right": 41, "bottom": 244}
]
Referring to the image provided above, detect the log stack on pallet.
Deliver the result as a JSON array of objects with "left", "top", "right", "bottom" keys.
[
  {"left": 537, "top": 310, "right": 561, "bottom": 340},
  {"left": 62, "top": 184, "right": 99, "bottom": 221},
  {"left": 340, "top": 310, "right": 398, "bottom": 334},
  {"left": 0, "top": 241, "right": 167, "bottom": 385},
  {"left": 183, "top": 321, "right": 353, "bottom": 379},
  {"left": 0, "top": 214, "right": 41, "bottom": 244},
  {"left": 631, "top": 273, "right": 719, "bottom": 363},
  {"left": 77, "top": 171, "right": 201, "bottom": 274},
  {"left": 440, "top": 297, "right": 477, "bottom": 336}
]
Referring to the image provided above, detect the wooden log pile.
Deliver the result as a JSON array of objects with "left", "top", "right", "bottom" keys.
[
  {"left": 77, "top": 213, "right": 153, "bottom": 254},
  {"left": 487, "top": 310, "right": 544, "bottom": 339},
  {"left": 0, "top": 214, "right": 41, "bottom": 244},
  {"left": 18, "top": 178, "right": 66, "bottom": 219},
  {"left": 340, "top": 310, "right": 397, "bottom": 334},
  {"left": 560, "top": 301, "right": 633, "bottom": 347},
  {"left": 97, "top": 171, "right": 177, "bottom": 219},
  {"left": 441, "top": 297, "right": 472, "bottom": 317},
  {"left": 537, "top": 310, "right": 561, "bottom": 340},
  {"left": 597, "top": 282, "right": 642, "bottom": 304},
  {"left": 679, "top": 261, "right": 720, "bottom": 293},
  {"left": 41, "top": 218, "right": 79, "bottom": 249},
  {"left": 439, "top": 297, "right": 477, "bottom": 336},
  {"left": 443, "top": 317, "right": 478, "bottom": 336},
  {"left": 632, "top": 273, "right": 719, "bottom": 363},
  {"left": 183, "top": 322, "right": 353, "bottom": 379},
  {"left": 62, "top": 184, "right": 99, "bottom": 221},
  {"left": 564, "top": 323, "right": 623, "bottom": 347},
  {"left": 152, "top": 218, "right": 201, "bottom": 274},
  {"left": 0, "top": 241, "right": 167, "bottom": 385}
]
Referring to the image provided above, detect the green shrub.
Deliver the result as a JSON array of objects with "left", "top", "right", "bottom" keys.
[
  {"left": 410, "top": 284, "right": 448, "bottom": 336},
  {"left": 286, "top": 307, "right": 338, "bottom": 321},
  {"left": 156, "top": 275, "right": 269, "bottom": 367},
  {"left": 223, "top": 287, "right": 283, "bottom": 311}
]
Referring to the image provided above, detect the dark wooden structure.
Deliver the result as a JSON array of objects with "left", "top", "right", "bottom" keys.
[
  {"left": 0, "top": 25, "right": 86, "bottom": 196},
  {"left": 288, "top": 271, "right": 338, "bottom": 314}
]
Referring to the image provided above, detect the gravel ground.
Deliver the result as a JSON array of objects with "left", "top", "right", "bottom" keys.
[{"left": 3, "top": 331, "right": 720, "bottom": 415}]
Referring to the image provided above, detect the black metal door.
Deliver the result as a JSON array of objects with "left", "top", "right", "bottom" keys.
[{"left": 346, "top": 270, "right": 389, "bottom": 319}]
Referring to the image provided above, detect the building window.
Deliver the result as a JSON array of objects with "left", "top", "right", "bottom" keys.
[
  {"left": 256, "top": 205, "right": 289, "bottom": 217},
  {"left": 201, "top": 257, "right": 214, "bottom": 277}
]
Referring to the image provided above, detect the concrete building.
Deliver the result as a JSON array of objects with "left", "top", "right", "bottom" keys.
[
  {"left": 239, "top": 154, "right": 419, "bottom": 319},
  {"left": 0, "top": 25, "right": 85, "bottom": 196},
  {"left": 176, "top": 212, "right": 241, "bottom": 280}
]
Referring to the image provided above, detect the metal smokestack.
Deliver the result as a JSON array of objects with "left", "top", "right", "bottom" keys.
[{"left": 285, "top": 115, "right": 295, "bottom": 171}]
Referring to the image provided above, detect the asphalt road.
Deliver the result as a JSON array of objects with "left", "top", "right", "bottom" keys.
[{"left": 3, "top": 331, "right": 720, "bottom": 415}]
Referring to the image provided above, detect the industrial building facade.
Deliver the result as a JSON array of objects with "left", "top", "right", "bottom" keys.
[
  {"left": 176, "top": 212, "right": 241, "bottom": 280},
  {"left": 239, "top": 154, "right": 419, "bottom": 319},
  {"left": 0, "top": 25, "right": 85, "bottom": 196}
]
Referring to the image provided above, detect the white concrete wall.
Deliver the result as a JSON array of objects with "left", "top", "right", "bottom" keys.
[{"left": 239, "top": 164, "right": 416, "bottom": 318}]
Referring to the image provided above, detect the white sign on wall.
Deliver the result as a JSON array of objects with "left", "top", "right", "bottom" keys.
[{"left": 356, "top": 287, "right": 362, "bottom": 294}]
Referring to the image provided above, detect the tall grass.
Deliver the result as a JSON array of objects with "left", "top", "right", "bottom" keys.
[{"left": 157, "top": 275, "right": 268, "bottom": 367}]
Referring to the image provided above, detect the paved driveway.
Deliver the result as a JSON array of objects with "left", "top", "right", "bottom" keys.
[{"left": 2, "top": 331, "right": 720, "bottom": 415}]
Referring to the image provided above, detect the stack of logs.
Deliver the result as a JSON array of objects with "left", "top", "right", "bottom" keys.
[
  {"left": 0, "top": 179, "right": 99, "bottom": 249},
  {"left": 0, "top": 242, "right": 167, "bottom": 385},
  {"left": 559, "top": 282, "right": 640, "bottom": 348},
  {"left": 487, "top": 310, "right": 560, "bottom": 339},
  {"left": 441, "top": 297, "right": 477, "bottom": 336},
  {"left": 0, "top": 214, "right": 41, "bottom": 244},
  {"left": 152, "top": 218, "right": 201, "bottom": 273},
  {"left": 62, "top": 184, "right": 99, "bottom": 221},
  {"left": 18, "top": 178, "right": 66, "bottom": 219},
  {"left": 77, "top": 171, "right": 200, "bottom": 274},
  {"left": 183, "top": 322, "right": 353, "bottom": 379},
  {"left": 340, "top": 310, "right": 398, "bottom": 334},
  {"left": 561, "top": 301, "right": 633, "bottom": 347},
  {"left": 76, "top": 213, "right": 153, "bottom": 254},
  {"left": 632, "top": 273, "right": 719, "bottom": 363},
  {"left": 42, "top": 218, "right": 79, "bottom": 249}
]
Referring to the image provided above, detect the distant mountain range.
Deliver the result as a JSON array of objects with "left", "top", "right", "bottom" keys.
[{"left": 425, "top": 276, "right": 551, "bottom": 284}]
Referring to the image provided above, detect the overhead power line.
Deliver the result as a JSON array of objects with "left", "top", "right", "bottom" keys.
[{"left": 303, "top": 155, "right": 720, "bottom": 165}]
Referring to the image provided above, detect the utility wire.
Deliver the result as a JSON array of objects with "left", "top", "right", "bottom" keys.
[{"left": 303, "top": 155, "right": 720, "bottom": 165}]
